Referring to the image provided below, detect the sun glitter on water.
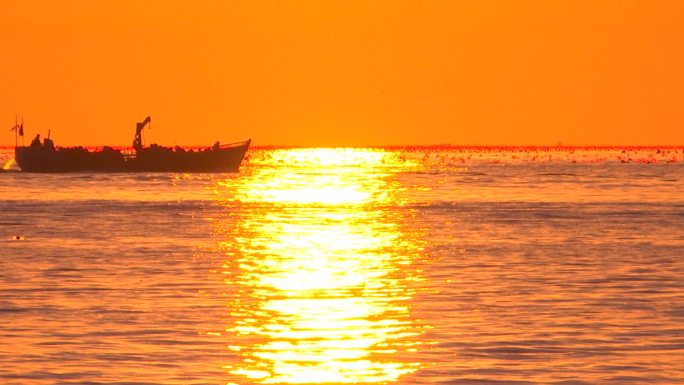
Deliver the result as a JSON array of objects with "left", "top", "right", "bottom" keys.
[
  {"left": 2, "top": 158, "right": 15, "bottom": 170},
  {"left": 213, "top": 148, "right": 427, "bottom": 384}
]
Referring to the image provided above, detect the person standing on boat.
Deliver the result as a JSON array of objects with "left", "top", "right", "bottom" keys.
[{"left": 30, "top": 134, "right": 41, "bottom": 147}]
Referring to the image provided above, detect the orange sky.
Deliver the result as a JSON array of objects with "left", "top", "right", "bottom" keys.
[{"left": 2, "top": 1, "right": 683, "bottom": 147}]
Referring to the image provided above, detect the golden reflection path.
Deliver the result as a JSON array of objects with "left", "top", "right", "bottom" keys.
[{"left": 213, "top": 149, "right": 427, "bottom": 384}]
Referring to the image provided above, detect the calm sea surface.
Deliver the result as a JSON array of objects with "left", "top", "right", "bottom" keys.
[{"left": 1, "top": 147, "right": 683, "bottom": 385}]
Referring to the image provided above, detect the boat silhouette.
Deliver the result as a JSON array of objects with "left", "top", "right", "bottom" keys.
[{"left": 13, "top": 117, "right": 250, "bottom": 172}]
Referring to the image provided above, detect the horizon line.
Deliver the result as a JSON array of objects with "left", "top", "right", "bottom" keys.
[{"left": 1, "top": 144, "right": 683, "bottom": 150}]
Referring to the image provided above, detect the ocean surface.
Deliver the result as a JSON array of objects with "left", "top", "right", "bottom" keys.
[{"left": 1, "top": 146, "right": 683, "bottom": 385}]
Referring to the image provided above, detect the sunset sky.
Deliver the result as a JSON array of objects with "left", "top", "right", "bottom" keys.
[{"left": 2, "top": 1, "right": 683, "bottom": 147}]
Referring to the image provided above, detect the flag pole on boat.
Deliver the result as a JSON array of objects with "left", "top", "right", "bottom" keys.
[
  {"left": 9, "top": 115, "right": 18, "bottom": 148},
  {"left": 10, "top": 116, "right": 26, "bottom": 148}
]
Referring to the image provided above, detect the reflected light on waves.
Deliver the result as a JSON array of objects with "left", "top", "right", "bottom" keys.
[
  {"left": 2, "top": 158, "right": 15, "bottom": 170},
  {"left": 215, "top": 148, "right": 425, "bottom": 384}
]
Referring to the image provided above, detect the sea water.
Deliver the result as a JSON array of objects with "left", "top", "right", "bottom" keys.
[{"left": 1, "top": 147, "right": 683, "bottom": 385}]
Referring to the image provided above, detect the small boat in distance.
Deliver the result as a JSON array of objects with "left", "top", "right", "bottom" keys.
[{"left": 14, "top": 117, "right": 251, "bottom": 172}]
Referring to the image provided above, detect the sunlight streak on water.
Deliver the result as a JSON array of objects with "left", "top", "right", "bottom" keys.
[
  {"left": 213, "top": 149, "right": 426, "bottom": 384},
  {"left": 2, "top": 146, "right": 682, "bottom": 384},
  {"left": 2, "top": 157, "right": 15, "bottom": 170}
]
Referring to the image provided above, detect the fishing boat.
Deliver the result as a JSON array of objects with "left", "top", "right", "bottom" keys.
[{"left": 13, "top": 117, "right": 251, "bottom": 172}]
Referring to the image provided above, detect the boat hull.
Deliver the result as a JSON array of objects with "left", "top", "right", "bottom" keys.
[{"left": 15, "top": 140, "right": 250, "bottom": 173}]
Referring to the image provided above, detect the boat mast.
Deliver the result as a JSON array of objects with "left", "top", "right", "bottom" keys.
[
  {"left": 10, "top": 115, "right": 21, "bottom": 148},
  {"left": 133, "top": 116, "right": 151, "bottom": 152}
]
